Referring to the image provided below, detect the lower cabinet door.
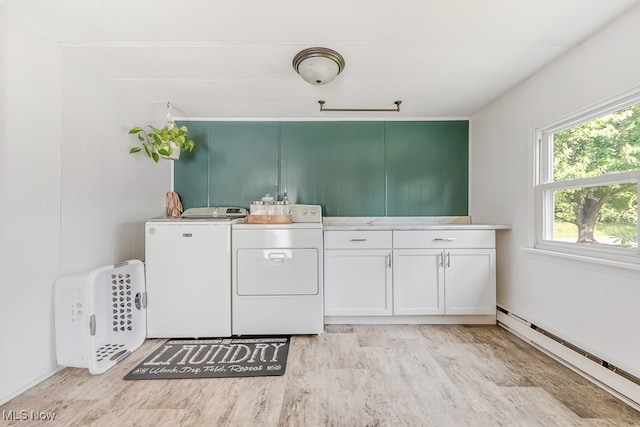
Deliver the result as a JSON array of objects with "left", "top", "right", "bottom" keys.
[
  {"left": 324, "top": 250, "right": 392, "bottom": 316},
  {"left": 444, "top": 249, "right": 496, "bottom": 315},
  {"left": 393, "top": 249, "right": 444, "bottom": 315}
]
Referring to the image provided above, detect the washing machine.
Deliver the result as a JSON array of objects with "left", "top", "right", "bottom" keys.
[
  {"left": 145, "top": 207, "right": 247, "bottom": 338},
  {"left": 231, "top": 206, "right": 323, "bottom": 335}
]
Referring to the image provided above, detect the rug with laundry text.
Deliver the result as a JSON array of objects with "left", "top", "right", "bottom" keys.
[{"left": 124, "top": 336, "right": 290, "bottom": 380}]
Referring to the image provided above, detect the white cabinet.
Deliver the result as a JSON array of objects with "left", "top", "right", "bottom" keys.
[
  {"left": 393, "top": 248, "right": 495, "bottom": 316},
  {"left": 444, "top": 249, "right": 495, "bottom": 314},
  {"left": 393, "top": 230, "right": 495, "bottom": 316},
  {"left": 324, "top": 250, "right": 392, "bottom": 315},
  {"left": 324, "top": 228, "right": 497, "bottom": 321},
  {"left": 324, "top": 231, "right": 392, "bottom": 316},
  {"left": 392, "top": 249, "right": 443, "bottom": 315}
]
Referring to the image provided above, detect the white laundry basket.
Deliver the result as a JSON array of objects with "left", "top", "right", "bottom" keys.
[{"left": 54, "top": 259, "right": 147, "bottom": 374}]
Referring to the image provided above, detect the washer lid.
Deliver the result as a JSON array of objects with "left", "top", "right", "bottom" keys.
[{"left": 182, "top": 206, "right": 248, "bottom": 219}]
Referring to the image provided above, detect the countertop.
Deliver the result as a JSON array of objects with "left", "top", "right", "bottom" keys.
[{"left": 322, "top": 216, "right": 511, "bottom": 231}]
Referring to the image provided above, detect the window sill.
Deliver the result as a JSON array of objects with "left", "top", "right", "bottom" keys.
[{"left": 520, "top": 247, "right": 640, "bottom": 272}]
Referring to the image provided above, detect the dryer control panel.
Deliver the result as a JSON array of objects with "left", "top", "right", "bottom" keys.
[{"left": 289, "top": 204, "right": 322, "bottom": 223}]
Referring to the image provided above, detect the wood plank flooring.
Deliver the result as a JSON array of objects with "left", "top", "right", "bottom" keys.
[{"left": 2, "top": 324, "right": 640, "bottom": 426}]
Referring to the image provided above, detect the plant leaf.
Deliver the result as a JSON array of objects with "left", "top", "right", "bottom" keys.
[{"left": 129, "top": 122, "right": 194, "bottom": 161}]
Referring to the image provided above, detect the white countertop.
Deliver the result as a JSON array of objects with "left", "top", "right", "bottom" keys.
[{"left": 322, "top": 216, "right": 511, "bottom": 231}]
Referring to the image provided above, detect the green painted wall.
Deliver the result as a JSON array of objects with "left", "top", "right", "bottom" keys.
[
  {"left": 281, "top": 122, "right": 386, "bottom": 216},
  {"left": 385, "top": 122, "right": 468, "bottom": 216},
  {"left": 175, "top": 121, "right": 468, "bottom": 216}
]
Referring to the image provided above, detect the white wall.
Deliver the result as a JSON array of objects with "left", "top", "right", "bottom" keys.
[
  {"left": 0, "top": 5, "right": 63, "bottom": 404},
  {"left": 59, "top": 49, "right": 169, "bottom": 274},
  {"left": 0, "top": 7, "right": 169, "bottom": 403},
  {"left": 470, "top": 5, "right": 640, "bottom": 378}
]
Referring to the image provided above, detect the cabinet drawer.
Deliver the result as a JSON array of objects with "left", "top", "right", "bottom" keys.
[
  {"left": 393, "top": 230, "right": 495, "bottom": 249},
  {"left": 324, "top": 230, "right": 392, "bottom": 249}
]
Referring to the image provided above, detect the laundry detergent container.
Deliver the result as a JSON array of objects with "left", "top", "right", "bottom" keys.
[{"left": 54, "top": 259, "right": 147, "bottom": 374}]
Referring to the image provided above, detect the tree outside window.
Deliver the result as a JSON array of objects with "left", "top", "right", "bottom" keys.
[{"left": 538, "top": 102, "right": 640, "bottom": 254}]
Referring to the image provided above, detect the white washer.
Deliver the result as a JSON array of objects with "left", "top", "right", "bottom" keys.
[
  {"left": 145, "top": 211, "right": 246, "bottom": 338},
  {"left": 231, "top": 222, "right": 324, "bottom": 335}
]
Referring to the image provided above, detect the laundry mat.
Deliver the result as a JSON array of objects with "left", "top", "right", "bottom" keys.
[{"left": 124, "top": 336, "right": 290, "bottom": 380}]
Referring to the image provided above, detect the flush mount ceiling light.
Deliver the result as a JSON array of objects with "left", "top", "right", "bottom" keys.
[{"left": 292, "top": 47, "right": 345, "bottom": 85}]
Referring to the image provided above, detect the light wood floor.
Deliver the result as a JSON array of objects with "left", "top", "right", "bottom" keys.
[{"left": 2, "top": 324, "right": 640, "bottom": 426}]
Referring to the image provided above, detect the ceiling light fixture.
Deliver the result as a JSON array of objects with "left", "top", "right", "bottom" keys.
[
  {"left": 318, "top": 100, "right": 402, "bottom": 112},
  {"left": 292, "top": 47, "right": 345, "bottom": 85}
]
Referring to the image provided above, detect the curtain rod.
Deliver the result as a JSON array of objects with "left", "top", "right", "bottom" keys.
[{"left": 319, "top": 100, "right": 402, "bottom": 112}]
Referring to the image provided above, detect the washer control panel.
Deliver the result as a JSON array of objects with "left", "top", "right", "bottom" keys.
[{"left": 289, "top": 204, "right": 322, "bottom": 223}]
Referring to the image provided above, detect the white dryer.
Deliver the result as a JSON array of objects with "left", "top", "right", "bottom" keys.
[{"left": 231, "top": 220, "right": 323, "bottom": 335}]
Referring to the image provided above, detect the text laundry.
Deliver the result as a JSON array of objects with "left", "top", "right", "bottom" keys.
[{"left": 144, "top": 343, "right": 287, "bottom": 366}]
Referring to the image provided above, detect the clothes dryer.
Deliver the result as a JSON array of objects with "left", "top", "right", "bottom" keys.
[{"left": 231, "top": 221, "right": 323, "bottom": 335}]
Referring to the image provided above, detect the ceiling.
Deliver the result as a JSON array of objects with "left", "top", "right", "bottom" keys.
[{"left": 2, "top": 0, "right": 639, "bottom": 119}]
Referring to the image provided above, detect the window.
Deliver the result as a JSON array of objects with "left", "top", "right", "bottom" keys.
[{"left": 535, "top": 97, "right": 640, "bottom": 262}]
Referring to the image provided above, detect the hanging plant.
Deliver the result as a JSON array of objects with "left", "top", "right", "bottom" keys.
[{"left": 129, "top": 121, "right": 196, "bottom": 162}]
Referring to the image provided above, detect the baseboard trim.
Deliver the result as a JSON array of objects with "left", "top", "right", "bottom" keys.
[
  {"left": 497, "top": 310, "right": 640, "bottom": 411},
  {"left": 325, "top": 314, "right": 496, "bottom": 325},
  {"left": 0, "top": 367, "right": 64, "bottom": 406}
]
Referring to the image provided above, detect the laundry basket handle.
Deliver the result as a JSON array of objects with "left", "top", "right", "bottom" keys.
[{"left": 89, "top": 314, "right": 96, "bottom": 336}]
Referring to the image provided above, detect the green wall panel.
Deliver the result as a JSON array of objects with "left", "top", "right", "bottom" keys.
[
  {"left": 281, "top": 122, "right": 385, "bottom": 216},
  {"left": 174, "top": 121, "right": 210, "bottom": 209},
  {"left": 208, "top": 122, "right": 279, "bottom": 208},
  {"left": 385, "top": 121, "right": 468, "bottom": 216},
  {"left": 175, "top": 122, "right": 279, "bottom": 210},
  {"left": 174, "top": 120, "right": 468, "bottom": 216}
]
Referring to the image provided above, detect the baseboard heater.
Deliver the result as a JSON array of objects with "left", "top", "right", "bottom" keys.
[{"left": 497, "top": 306, "right": 640, "bottom": 409}]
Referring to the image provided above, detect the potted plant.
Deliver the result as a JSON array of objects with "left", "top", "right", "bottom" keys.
[{"left": 128, "top": 121, "right": 196, "bottom": 162}]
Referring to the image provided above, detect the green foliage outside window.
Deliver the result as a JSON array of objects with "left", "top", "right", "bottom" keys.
[{"left": 552, "top": 104, "right": 640, "bottom": 247}]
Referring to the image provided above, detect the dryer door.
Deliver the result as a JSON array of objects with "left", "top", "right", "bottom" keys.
[{"left": 236, "top": 248, "right": 318, "bottom": 295}]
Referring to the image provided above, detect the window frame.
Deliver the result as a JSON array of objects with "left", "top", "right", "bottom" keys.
[{"left": 534, "top": 93, "right": 640, "bottom": 264}]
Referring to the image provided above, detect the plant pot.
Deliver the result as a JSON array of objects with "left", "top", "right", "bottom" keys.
[{"left": 162, "top": 142, "right": 181, "bottom": 160}]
